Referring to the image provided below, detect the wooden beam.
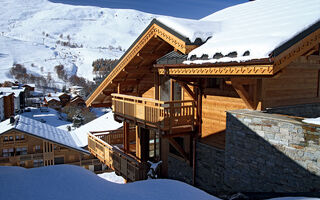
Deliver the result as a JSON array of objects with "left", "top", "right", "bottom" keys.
[
  {"left": 117, "top": 83, "right": 121, "bottom": 94},
  {"left": 154, "top": 72, "right": 159, "bottom": 100},
  {"left": 167, "top": 137, "right": 189, "bottom": 162},
  {"left": 231, "top": 79, "right": 255, "bottom": 109},
  {"left": 170, "top": 79, "right": 174, "bottom": 101},
  {"left": 177, "top": 81, "right": 196, "bottom": 101}
]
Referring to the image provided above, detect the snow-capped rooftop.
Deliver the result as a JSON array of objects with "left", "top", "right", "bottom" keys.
[
  {"left": 0, "top": 115, "right": 88, "bottom": 154},
  {"left": 0, "top": 87, "right": 25, "bottom": 97},
  {"left": 71, "top": 111, "right": 122, "bottom": 147},
  {"left": 156, "top": 0, "right": 320, "bottom": 64}
]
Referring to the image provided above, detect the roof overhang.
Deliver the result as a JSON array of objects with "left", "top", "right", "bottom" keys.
[
  {"left": 86, "top": 19, "right": 202, "bottom": 107},
  {"left": 156, "top": 60, "right": 274, "bottom": 76},
  {"left": 156, "top": 23, "right": 320, "bottom": 78}
]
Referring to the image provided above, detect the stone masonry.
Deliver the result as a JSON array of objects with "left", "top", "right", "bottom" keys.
[
  {"left": 168, "top": 142, "right": 225, "bottom": 195},
  {"left": 225, "top": 109, "right": 320, "bottom": 193}
]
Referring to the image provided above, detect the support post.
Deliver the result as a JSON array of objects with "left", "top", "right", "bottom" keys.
[{"left": 123, "top": 121, "right": 129, "bottom": 153}]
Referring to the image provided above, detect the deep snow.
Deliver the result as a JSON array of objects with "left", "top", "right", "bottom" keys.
[{"left": 0, "top": 165, "right": 218, "bottom": 200}]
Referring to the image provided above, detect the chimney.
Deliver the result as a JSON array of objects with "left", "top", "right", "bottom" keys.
[{"left": 10, "top": 116, "right": 15, "bottom": 124}]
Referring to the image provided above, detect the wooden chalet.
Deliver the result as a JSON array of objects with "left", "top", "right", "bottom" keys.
[
  {"left": 0, "top": 116, "right": 103, "bottom": 172},
  {"left": 67, "top": 95, "right": 86, "bottom": 107},
  {"left": 85, "top": 0, "right": 320, "bottom": 187}
]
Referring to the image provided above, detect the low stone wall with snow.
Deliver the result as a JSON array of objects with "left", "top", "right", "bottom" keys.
[
  {"left": 266, "top": 103, "right": 320, "bottom": 118},
  {"left": 225, "top": 109, "right": 320, "bottom": 193}
]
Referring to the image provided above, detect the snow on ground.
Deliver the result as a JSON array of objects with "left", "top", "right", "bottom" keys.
[
  {"left": 0, "top": 0, "right": 159, "bottom": 85},
  {"left": 302, "top": 117, "right": 320, "bottom": 126},
  {"left": 98, "top": 171, "right": 125, "bottom": 184},
  {"left": 269, "top": 198, "right": 320, "bottom": 200},
  {"left": 0, "top": 165, "right": 218, "bottom": 200}
]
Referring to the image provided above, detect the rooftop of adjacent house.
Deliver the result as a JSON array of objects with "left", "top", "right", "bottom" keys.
[
  {"left": 0, "top": 87, "right": 25, "bottom": 98},
  {"left": 156, "top": 0, "right": 320, "bottom": 64},
  {"left": 71, "top": 111, "right": 122, "bottom": 147},
  {"left": 44, "top": 96, "right": 60, "bottom": 102},
  {"left": 0, "top": 115, "right": 89, "bottom": 154}
]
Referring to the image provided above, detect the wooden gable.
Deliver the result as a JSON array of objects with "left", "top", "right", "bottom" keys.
[{"left": 86, "top": 19, "right": 201, "bottom": 107}]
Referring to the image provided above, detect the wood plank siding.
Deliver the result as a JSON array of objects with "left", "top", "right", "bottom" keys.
[{"left": 262, "top": 56, "right": 320, "bottom": 109}]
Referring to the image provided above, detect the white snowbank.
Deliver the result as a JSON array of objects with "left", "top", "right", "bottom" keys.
[
  {"left": 302, "top": 117, "right": 320, "bottom": 126},
  {"left": 0, "top": 165, "right": 218, "bottom": 200},
  {"left": 98, "top": 171, "right": 125, "bottom": 184}
]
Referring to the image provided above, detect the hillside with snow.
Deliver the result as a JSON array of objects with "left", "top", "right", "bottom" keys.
[{"left": 0, "top": 0, "right": 159, "bottom": 87}]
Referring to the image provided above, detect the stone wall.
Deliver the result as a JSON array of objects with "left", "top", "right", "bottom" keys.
[
  {"left": 225, "top": 109, "right": 320, "bottom": 193},
  {"left": 266, "top": 103, "right": 320, "bottom": 118},
  {"left": 195, "top": 142, "right": 225, "bottom": 194},
  {"left": 167, "top": 142, "right": 225, "bottom": 195}
]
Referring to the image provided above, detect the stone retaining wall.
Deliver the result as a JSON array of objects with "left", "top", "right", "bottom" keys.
[
  {"left": 225, "top": 109, "right": 320, "bottom": 193},
  {"left": 168, "top": 142, "right": 225, "bottom": 195}
]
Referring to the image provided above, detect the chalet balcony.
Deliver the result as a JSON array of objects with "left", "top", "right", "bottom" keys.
[
  {"left": 88, "top": 129, "right": 149, "bottom": 182},
  {"left": 111, "top": 94, "right": 196, "bottom": 133}
]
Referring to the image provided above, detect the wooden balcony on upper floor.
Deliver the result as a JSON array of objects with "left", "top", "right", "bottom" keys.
[
  {"left": 88, "top": 129, "right": 148, "bottom": 182},
  {"left": 111, "top": 94, "right": 196, "bottom": 133}
]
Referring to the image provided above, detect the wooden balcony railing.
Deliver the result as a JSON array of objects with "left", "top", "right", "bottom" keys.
[
  {"left": 88, "top": 133, "right": 148, "bottom": 182},
  {"left": 0, "top": 153, "right": 44, "bottom": 164},
  {"left": 90, "top": 128, "right": 136, "bottom": 145},
  {"left": 112, "top": 93, "right": 195, "bottom": 131}
]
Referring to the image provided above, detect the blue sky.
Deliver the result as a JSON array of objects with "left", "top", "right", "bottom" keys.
[{"left": 50, "top": 0, "right": 248, "bottom": 19}]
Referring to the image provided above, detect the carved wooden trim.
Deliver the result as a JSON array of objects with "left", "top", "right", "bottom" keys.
[
  {"left": 86, "top": 24, "right": 198, "bottom": 107},
  {"left": 158, "top": 64, "right": 274, "bottom": 76},
  {"left": 273, "top": 28, "right": 320, "bottom": 74}
]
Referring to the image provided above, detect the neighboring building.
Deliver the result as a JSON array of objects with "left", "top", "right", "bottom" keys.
[
  {"left": 66, "top": 95, "right": 86, "bottom": 108},
  {"left": 3, "top": 93, "right": 14, "bottom": 119},
  {"left": 0, "top": 95, "right": 4, "bottom": 121},
  {"left": 22, "top": 84, "right": 35, "bottom": 98},
  {"left": 84, "top": 0, "right": 320, "bottom": 196},
  {"left": 43, "top": 96, "right": 61, "bottom": 110},
  {"left": 70, "top": 86, "right": 85, "bottom": 98},
  {"left": 0, "top": 115, "right": 104, "bottom": 172},
  {"left": 0, "top": 86, "right": 26, "bottom": 113},
  {"left": 58, "top": 93, "right": 71, "bottom": 107}
]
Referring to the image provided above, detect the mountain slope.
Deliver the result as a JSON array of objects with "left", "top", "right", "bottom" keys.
[{"left": 0, "top": 0, "right": 159, "bottom": 85}]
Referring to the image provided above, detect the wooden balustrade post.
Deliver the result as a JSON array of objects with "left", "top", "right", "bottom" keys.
[{"left": 124, "top": 121, "right": 129, "bottom": 153}]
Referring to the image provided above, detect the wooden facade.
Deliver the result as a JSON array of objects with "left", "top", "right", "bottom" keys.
[
  {"left": 0, "top": 129, "right": 102, "bottom": 171},
  {"left": 86, "top": 18, "right": 320, "bottom": 182},
  {"left": 3, "top": 93, "right": 14, "bottom": 119}
]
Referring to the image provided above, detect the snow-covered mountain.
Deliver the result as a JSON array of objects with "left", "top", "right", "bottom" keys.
[{"left": 0, "top": 0, "right": 159, "bottom": 86}]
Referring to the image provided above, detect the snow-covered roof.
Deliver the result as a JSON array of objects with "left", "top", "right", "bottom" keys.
[
  {"left": 44, "top": 96, "right": 60, "bottom": 102},
  {"left": 0, "top": 87, "right": 25, "bottom": 98},
  {"left": 0, "top": 116, "right": 89, "bottom": 154},
  {"left": 156, "top": 0, "right": 320, "bottom": 64},
  {"left": 70, "top": 111, "right": 122, "bottom": 147}
]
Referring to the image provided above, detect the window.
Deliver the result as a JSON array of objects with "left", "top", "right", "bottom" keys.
[
  {"left": 20, "top": 135, "right": 24, "bottom": 140},
  {"left": 3, "top": 136, "right": 8, "bottom": 142},
  {"left": 16, "top": 147, "right": 22, "bottom": 155},
  {"left": 8, "top": 148, "right": 14, "bottom": 156},
  {"left": 2, "top": 149, "right": 9, "bottom": 157},
  {"left": 9, "top": 136, "right": 13, "bottom": 141},
  {"left": 54, "top": 157, "right": 64, "bottom": 165},
  {"left": 35, "top": 145, "right": 41, "bottom": 153},
  {"left": 20, "top": 147, "right": 27, "bottom": 155},
  {"left": 33, "top": 159, "right": 43, "bottom": 167},
  {"left": 19, "top": 161, "right": 25, "bottom": 167},
  {"left": 16, "top": 135, "right": 20, "bottom": 140}
]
